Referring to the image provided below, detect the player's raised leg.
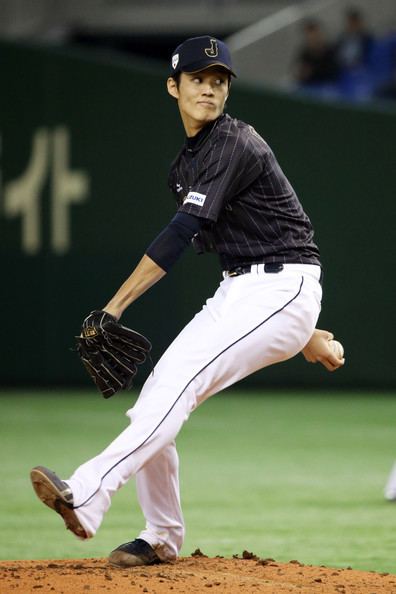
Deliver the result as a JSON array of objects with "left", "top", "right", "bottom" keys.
[{"left": 35, "top": 266, "right": 320, "bottom": 552}]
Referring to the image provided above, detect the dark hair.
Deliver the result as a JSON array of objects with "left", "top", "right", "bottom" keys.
[
  {"left": 170, "top": 70, "right": 231, "bottom": 89},
  {"left": 170, "top": 72, "right": 182, "bottom": 88}
]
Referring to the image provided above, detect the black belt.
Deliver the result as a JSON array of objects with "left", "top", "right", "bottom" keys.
[
  {"left": 227, "top": 263, "right": 284, "bottom": 277},
  {"left": 226, "top": 262, "right": 323, "bottom": 285}
]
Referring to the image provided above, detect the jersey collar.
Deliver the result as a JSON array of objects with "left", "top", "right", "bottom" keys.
[{"left": 185, "top": 114, "right": 225, "bottom": 153}]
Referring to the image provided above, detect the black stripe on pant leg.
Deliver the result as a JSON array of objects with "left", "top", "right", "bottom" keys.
[{"left": 75, "top": 277, "right": 304, "bottom": 508}]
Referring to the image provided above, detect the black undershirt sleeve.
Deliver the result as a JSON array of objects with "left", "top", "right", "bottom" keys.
[{"left": 145, "top": 211, "right": 203, "bottom": 272}]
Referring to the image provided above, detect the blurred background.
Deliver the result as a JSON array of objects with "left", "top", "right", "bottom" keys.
[
  {"left": 1, "top": 0, "right": 395, "bottom": 390},
  {"left": 2, "top": 0, "right": 396, "bottom": 99}
]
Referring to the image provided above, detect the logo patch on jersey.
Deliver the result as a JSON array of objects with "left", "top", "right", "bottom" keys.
[
  {"left": 184, "top": 191, "right": 206, "bottom": 207},
  {"left": 172, "top": 53, "right": 179, "bottom": 70},
  {"left": 205, "top": 39, "right": 218, "bottom": 57}
]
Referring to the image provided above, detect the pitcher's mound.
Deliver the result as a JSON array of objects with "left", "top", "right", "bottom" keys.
[{"left": 1, "top": 551, "right": 395, "bottom": 593}]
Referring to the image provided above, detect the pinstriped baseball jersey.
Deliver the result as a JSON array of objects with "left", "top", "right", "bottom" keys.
[{"left": 168, "top": 113, "right": 321, "bottom": 270}]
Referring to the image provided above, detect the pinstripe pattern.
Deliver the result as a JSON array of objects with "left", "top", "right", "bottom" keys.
[
  {"left": 73, "top": 277, "right": 305, "bottom": 509},
  {"left": 168, "top": 114, "right": 320, "bottom": 270}
]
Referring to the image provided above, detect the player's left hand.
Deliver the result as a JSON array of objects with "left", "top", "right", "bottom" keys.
[
  {"left": 75, "top": 310, "right": 152, "bottom": 398},
  {"left": 301, "top": 328, "right": 345, "bottom": 371}
]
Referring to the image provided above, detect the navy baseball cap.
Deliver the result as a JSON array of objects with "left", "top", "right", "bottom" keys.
[{"left": 170, "top": 36, "right": 236, "bottom": 77}]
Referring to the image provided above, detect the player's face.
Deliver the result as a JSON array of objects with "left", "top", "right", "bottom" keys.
[{"left": 167, "top": 68, "right": 230, "bottom": 137}]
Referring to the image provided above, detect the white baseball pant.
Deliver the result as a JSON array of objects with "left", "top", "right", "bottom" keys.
[{"left": 66, "top": 263, "right": 322, "bottom": 560}]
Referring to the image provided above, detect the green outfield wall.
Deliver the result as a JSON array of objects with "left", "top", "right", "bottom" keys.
[{"left": 1, "top": 41, "right": 395, "bottom": 389}]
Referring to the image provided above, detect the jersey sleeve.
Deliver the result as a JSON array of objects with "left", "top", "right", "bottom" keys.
[{"left": 178, "top": 125, "right": 263, "bottom": 222}]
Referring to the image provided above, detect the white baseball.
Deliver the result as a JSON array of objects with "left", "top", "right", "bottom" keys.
[{"left": 329, "top": 339, "right": 344, "bottom": 359}]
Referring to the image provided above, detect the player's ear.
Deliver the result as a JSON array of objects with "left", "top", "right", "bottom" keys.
[{"left": 167, "top": 77, "right": 179, "bottom": 99}]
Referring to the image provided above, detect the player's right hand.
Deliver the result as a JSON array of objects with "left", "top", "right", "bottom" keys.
[{"left": 301, "top": 329, "right": 345, "bottom": 371}]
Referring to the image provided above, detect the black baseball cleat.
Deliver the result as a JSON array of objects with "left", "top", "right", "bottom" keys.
[
  {"left": 108, "top": 538, "right": 162, "bottom": 567},
  {"left": 30, "top": 466, "right": 88, "bottom": 539}
]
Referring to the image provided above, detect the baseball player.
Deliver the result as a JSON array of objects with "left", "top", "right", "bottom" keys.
[
  {"left": 384, "top": 462, "right": 396, "bottom": 500},
  {"left": 30, "top": 36, "right": 344, "bottom": 566}
]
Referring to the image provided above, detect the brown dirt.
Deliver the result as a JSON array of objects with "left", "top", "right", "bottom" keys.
[{"left": 1, "top": 551, "right": 396, "bottom": 594}]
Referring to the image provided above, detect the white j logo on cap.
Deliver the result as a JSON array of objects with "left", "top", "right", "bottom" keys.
[{"left": 204, "top": 39, "right": 218, "bottom": 57}]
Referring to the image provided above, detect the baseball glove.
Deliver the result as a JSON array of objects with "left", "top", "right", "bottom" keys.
[{"left": 75, "top": 310, "right": 152, "bottom": 398}]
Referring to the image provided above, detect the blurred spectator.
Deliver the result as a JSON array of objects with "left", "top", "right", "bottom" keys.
[
  {"left": 292, "top": 8, "right": 396, "bottom": 103},
  {"left": 374, "top": 31, "right": 396, "bottom": 100},
  {"left": 294, "top": 20, "right": 339, "bottom": 87},
  {"left": 381, "top": 85, "right": 396, "bottom": 99},
  {"left": 335, "top": 7, "right": 374, "bottom": 71},
  {"left": 377, "top": 75, "right": 396, "bottom": 100}
]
